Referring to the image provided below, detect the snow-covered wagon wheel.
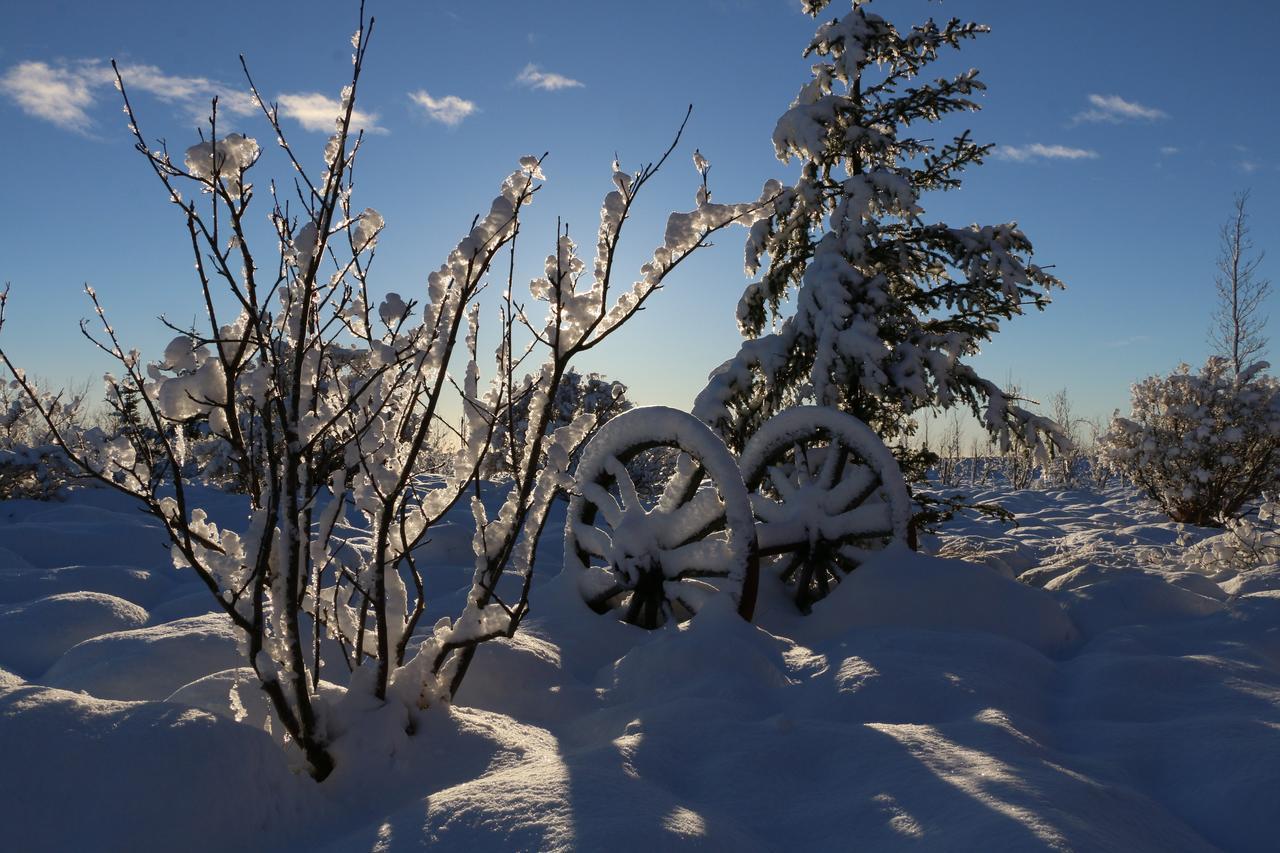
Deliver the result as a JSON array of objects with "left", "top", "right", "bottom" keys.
[
  {"left": 740, "top": 407, "right": 910, "bottom": 613},
  {"left": 566, "top": 406, "right": 759, "bottom": 629}
]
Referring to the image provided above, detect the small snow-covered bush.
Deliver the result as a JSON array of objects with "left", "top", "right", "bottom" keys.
[
  {"left": 494, "top": 369, "right": 679, "bottom": 499},
  {"left": 0, "top": 368, "right": 88, "bottom": 499},
  {"left": 493, "top": 369, "right": 633, "bottom": 476},
  {"left": 1101, "top": 358, "right": 1280, "bottom": 526},
  {"left": 1182, "top": 500, "right": 1280, "bottom": 575}
]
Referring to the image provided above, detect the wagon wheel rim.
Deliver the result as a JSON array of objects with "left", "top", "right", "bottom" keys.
[{"left": 566, "top": 407, "right": 758, "bottom": 629}]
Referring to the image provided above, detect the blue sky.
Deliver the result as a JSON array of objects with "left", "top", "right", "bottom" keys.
[{"left": 1, "top": 0, "right": 1277, "bottom": 429}]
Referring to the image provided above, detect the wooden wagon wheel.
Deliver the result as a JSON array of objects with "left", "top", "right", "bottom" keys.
[
  {"left": 740, "top": 407, "right": 909, "bottom": 613},
  {"left": 565, "top": 406, "right": 758, "bottom": 629}
]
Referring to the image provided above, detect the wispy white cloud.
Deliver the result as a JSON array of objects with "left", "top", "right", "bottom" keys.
[
  {"left": 1229, "top": 144, "right": 1266, "bottom": 173},
  {"left": 1159, "top": 146, "right": 1180, "bottom": 155},
  {"left": 408, "top": 90, "right": 476, "bottom": 126},
  {"left": 276, "top": 92, "right": 383, "bottom": 133},
  {"left": 116, "top": 64, "right": 255, "bottom": 114},
  {"left": 0, "top": 57, "right": 260, "bottom": 132},
  {"left": 516, "top": 63, "right": 583, "bottom": 92},
  {"left": 0, "top": 61, "right": 98, "bottom": 132},
  {"left": 1073, "top": 93, "right": 1167, "bottom": 124},
  {"left": 994, "top": 143, "right": 1099, "bottom": 163}
]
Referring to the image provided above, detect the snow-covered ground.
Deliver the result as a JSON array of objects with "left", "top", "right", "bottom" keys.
[{"left": 2, "top": 482, "right": 1278, "bottom": 851}]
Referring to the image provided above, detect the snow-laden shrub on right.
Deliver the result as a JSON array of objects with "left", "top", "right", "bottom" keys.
[
  {"left": 1101, "top": 358, "right": 1280, "bottom": 526},
  {"left": 1181, "top": 499, "right": 1280, "bottom": 576}
]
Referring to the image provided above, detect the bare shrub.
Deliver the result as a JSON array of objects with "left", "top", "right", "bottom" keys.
[{"left": 0, "top": 8, "right": 776, "bottom": 779}]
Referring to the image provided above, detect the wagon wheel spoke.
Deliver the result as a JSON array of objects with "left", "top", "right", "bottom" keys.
[
  {"left": 579, "top": 481, "right": 624, "bottom": 529},
  {"left": 662, "top": 537, "right": 734, "bottom": 579},
  {"left": 798, "top": 558, "right": 840, "bottom": 614},
  {"left": 764, "top": 550, "right": 800, "bottom": 584},
  {"left": 656, "top": 453, "right": 704, "bottom": 513},
  {"left": 657, "top": 488, "right": 727, "bottom": 550},
  {"left": 668, "top": 579, "right": 717, "bottom": 615},
  {"left": 824, "top": 502, "right": 895, "bottom": 541},
  {"left": 569, "top": 519, "right": 614, "bottom": 560},
  {"left": 623, "top": 589, "right": 646, "bottom": 625},
  {"left": 749, "top": 491, "right": 784, "bottom": 522},
  {"left": 604, "top": 456, "right": 644, "bottom": 513},
  {"left": 580, "top": 567, "right": 628, "bottom": 613},
  {"left": 817, "top": 442, "right": 849, "bottom": 491},
  {"left": 848, "top": 470, "right": 884, "bottom": 508},
  {"left": 814, "top": 557, "right": 832, "bottom": 600},
  {"left": 764, "top": 463, "right": 799, "bottom": 501},
  {"left": 793, "top": 555, "right": 819, "bottom": 611},
  {"left": 793, "top": 442, "right": 812, "bottom": 482},
  {"left": 831, "top": 548, "right": 864, "bottom": 575},
  {"left": 826, "top": 463, "right": 877, "bottom": 511}
]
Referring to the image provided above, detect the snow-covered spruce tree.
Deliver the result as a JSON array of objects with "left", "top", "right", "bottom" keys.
[
  {"left": 1100, "top": 358, "right": 1280, "bottom": 526},
  {"left": 0, "top": 10, "right": 776, "bottom": 780},
  {"left": 694, "top": 0, "right": 1064, "bottom": 492}
]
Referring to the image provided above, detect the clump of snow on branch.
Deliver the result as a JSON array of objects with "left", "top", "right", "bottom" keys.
[{"left": 183, "top": 134, "right": 261, "bottom": 198}]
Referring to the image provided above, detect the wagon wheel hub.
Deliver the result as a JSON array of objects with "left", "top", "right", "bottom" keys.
[
  {"left": 624, "top": 560, "right": 668, "bottom": 630},
  {"left": 775, "top": 483, "right": 829, "bottom": 538}
]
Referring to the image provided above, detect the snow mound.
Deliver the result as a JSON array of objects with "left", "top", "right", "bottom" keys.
[
  {"left": 0, "top": 563, "right": 176, "bottom": 608},
  {"left": 806, "top": 545, "right": 1080, "bottom": 654},
  {"left": 0, "top": 592, "right": 147, "bottom": 677},
  {"left": 144, "top": 587, "right": 221, "bottom": 625},
  {"left": 0, "top": 545, "right": 33, "bottom": 569},
  {"left": 1063, "top": 708, "right": 1280, "bottom": 850},
  {"left": 1222, "top": 565, "right": 1280, "bottom": 596},
  {"left": 2, "top": 480, "right": 1279, "bottom": 849},
  {"left": 800, "top": 628, "right": 1057, "bottom": 728},
  {"left": 0, "top": 666, "right": 22, "bottom": 689},
  {"left": 43, "top": 612, "right": 242, "bottom": 700},
  {"left": 1054, "top": 570, "right": 1226, "bottom": 638},
  {"left": 444, "top": 628, "right": 595, "bottom": 725},
  {"left": 167, "top": 668, "right": 347, "bottom": 746},
  {"left": 603, "top": 594, "right": 793, "bottom": 704},
  {"left": 322, "top": 705, "right": 770, "bottom": 853},
  {"left": 167, "top": 667, "right": 277, "bottom": 727},
  {"left": 0, "top": 519, "right": 167, "bottom": 570},
  {"left": 934, "top": 535, "right": 1039, "bottom": 578},
  {"left": 0, "top": 682, "right": 317, "bottom": 852}
]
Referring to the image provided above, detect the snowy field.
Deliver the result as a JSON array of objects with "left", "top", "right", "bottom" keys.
[{"left": 1, "top": 481, "right": 1278, "bottom": 851}]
